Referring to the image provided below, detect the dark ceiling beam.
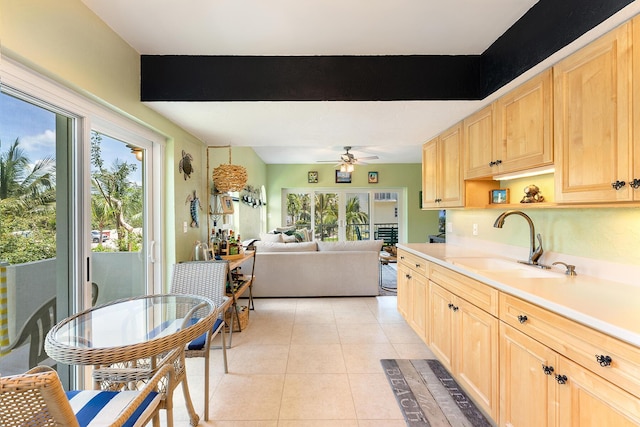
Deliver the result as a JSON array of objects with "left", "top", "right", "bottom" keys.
[
  {"left": 481, "top": 0, "right": 634, "bottom": 96},
  {"left": 141, "top": 55, "right": 482, "bottom": 101},
  {"left": 140, "top": 0, "right": 634, "bottom": 102}
]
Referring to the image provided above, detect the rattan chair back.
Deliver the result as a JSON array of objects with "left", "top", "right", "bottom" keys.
[{"left": 170, "top": 261, "right": 230, "bottom": 421}]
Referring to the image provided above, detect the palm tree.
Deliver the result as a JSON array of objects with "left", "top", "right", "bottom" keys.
[
  {"left": 0, "top": 138, "right": 55, "bottom": 204},
  {"left": 314, "top": 193, "right": 338, "bottom": 240},
  {"left": 0, "top": 138, "right": 57, "bottom": 263},
  {"left": 345, "top": 196, "right": 369, "bottom": 240}
]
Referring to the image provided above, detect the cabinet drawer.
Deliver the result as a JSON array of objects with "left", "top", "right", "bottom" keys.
[
  {"left": 429, "top": 264, "right": 498, "bottom": 316},
  {"left": 500, "top": 293, "right": 640, "bottom": 399},
  {"left": 397, "top": 250, "right": 429, "bottom": 277}
]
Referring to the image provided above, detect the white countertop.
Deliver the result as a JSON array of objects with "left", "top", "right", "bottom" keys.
[{"left": 397, "top": 243, "right": 640, "bottom": 348}]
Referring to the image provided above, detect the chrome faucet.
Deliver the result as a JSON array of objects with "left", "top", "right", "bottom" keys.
[{"left": 493, "top": 210, "right": 550, "bottom": 269}]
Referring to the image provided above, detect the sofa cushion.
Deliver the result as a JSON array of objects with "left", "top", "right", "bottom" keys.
[
  {"left": 255, "top": 241, "right": 318, "bottom": 252},
  {"left": 259, "top": 232, "right": 283, "bottom": 243},
  {"left": 317, "top": 240, "right": 384, "bottom": 252}
]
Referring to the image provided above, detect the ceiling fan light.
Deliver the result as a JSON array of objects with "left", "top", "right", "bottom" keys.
[{"left": 346, "top": 163, "right": 354, "bottom": 172}]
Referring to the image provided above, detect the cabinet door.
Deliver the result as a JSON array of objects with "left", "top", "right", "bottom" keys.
[
  {"left": 554, "top": 22, "right": 632, "bottom": 203},
  {"left": 409, "top": 273, "right": 428, "bottom": 340},
  {"left": 438, "top": 123, "right": 464, "bottom": 207},
  {"left": 496, "top": 69, "right": 553, "bottom": 174},
  {"left": 500, "top": 323, "right": 558, "bottom": 427},
  {"left": 558, "top": 356, "right": 640, "bottom": 426},
  {"left": 455, "top": 298, "right": 498, "bottom": 421},
  {"left": 396, "top": 262, "right": 412, "bottom": 320},
  {"left": 421, "top": 138, "right": 439, "bottom": 208},
  {"left": 464, "top": 104, "right": 495, "bottom": 179},
  {"left": 428, "top": 282, "right": 454, "bottom": 371}
]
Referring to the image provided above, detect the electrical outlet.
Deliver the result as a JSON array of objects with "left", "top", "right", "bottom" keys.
[
  {"left": 473, "top": 223, "right": 478, "bottom": 236},
  {"left": 183, "top": 221, "right": 188, "bottom": 233},
  {"left": 446, "top": 222, "right": 453, "bottom": 233}
]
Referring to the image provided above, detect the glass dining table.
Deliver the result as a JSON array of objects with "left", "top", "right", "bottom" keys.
[{"left": 45, "top": 293, "right": 217, "bottom": 426}]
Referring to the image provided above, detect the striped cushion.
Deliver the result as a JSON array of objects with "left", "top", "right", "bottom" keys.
[
  {"left": 187, "top": 318, "right": 224, "bottom": 350},
  {"left": 66, "top": 390, "right": 160, "bottom": 427}
]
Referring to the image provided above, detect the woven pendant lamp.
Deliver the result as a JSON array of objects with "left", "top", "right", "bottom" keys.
[{"left": 212, "top": 146, "right": 247, "bottom": 193}]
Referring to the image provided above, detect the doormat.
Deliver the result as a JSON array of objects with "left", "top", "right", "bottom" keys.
[{"left": 380, "top": 359, "right": 492, "bottom": 427}]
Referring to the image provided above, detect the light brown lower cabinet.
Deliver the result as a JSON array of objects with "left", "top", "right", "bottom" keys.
[
  {"left": 500, "top": 322, "right": 640, "bottom": 426},
  {"left": 429, "top": 281, "right": 499, "bottom": 420}
]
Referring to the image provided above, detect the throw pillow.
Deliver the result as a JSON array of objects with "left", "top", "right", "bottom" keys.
[
  {"left": 282, "top": 234, "right": 297, "bottom": 243},
  {"left": 259, "top": 232, "right": 283, "bottom": 243}
]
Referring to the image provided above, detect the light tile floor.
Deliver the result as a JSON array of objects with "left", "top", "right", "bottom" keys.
[{"left": 163, "top": 296, "right": 435, "bottom": 426}]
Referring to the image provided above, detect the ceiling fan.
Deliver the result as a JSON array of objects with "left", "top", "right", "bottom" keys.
[{"left": 317, "top": 146, "right": 379, "bottom": 171}]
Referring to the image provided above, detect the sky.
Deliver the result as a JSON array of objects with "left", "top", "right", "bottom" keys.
[{"left": 0, "top": 91, "right": 142, "bottom": 183}]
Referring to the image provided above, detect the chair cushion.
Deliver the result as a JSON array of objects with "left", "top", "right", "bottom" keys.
[
  {"left": 66, "top": 390, "right": 160, "bottom": 427},
  {"left": 187, "top": 318, "right": 224, "bottom": 350}
]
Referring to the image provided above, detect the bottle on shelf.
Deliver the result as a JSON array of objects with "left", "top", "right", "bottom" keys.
[{"left": 219, "top": 228, "right": 227, "bottom": 255}]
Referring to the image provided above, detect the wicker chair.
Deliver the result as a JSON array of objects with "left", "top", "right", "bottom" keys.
[
  {"left": 0, "top": 363, "right": 173, "bottom": 427},
  {"left": 0, "top": 297, "right": 56, "bottom": 375},
  {"left": 170, "top": 261, "right": 230, "bottom": 420}
]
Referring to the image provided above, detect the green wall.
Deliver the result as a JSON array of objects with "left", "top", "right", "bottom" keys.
[{"left": 266, "top": 163, "right": 439, "bottom": 243}]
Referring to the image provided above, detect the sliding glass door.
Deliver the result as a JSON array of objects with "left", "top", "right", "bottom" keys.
[{"left": 284, "top": 189, "right": 399, "bottom": 244}]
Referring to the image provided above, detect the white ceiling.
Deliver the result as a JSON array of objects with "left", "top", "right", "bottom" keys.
[{"left": 81, "top": 0, "right": 640, "bottom": 164}]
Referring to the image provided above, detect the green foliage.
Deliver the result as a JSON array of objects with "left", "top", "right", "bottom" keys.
[{"left": 0, "top": 138, "right": 57, "bottom": 263}]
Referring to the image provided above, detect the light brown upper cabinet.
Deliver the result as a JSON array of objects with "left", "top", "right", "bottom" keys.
[
  {"left": 496, "top": 69, "right": 553, "bottom": 175},
  {"left": 422, "top": 123, "right": 464, "bottom": 208},
  {"left": 554, "top": 21, "right": 635, "bottom": 203},
  {"left": 463, "top": 104, "right": 495, "bottom": 179},
  {"left": 464, "top": 71, "right": 553, "bottom": 180}
]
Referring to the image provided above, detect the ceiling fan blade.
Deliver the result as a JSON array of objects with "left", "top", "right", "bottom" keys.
[
  {"left": 317, "top": 159, "right": 340, "bottom": 163},
  {"left": 357, "top": 155, "right": 379, "bottom": 161}
]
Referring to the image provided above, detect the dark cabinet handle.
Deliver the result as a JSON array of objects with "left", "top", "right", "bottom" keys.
[
  {"left": 448, "top": 303, "right": 454, "bottom": 309},
  {"left": 495, "top": 159, "right": 502, "bottom": 165},
  {"left": 542, "top": 365, "right": 554, "bottom": 375},
  {"left": 405, "top": 274, "right": 412, "bottom": 279},
  {"left": 415, "top": 263, "right": 421, "bottom": 268},
  {"left": 555, "top": 374, "right": 568, "bottom": 385},
  {"left": 630, "top": 178, "right": 640, "bottom": 189},
  {"left": 595, "top": 354, "right": 612, "bottom": 367},
  {"left": 489, "top": 161, "right": 496, "bottom": 167},
  {"left": 611, "top": 180, "right": 626, "bottom": 190},
  {"left": 451, "top": 305, "right": 459, "bottom": 312},
  {"left": 517, "top": 315, "right": 528, "bottom": 324}
]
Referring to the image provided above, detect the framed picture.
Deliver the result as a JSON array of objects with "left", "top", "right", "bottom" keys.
[
  {"left": 308, "top": 171, "right": 318, "bottom": 183},
  {"left": 490, "top": 189, "right": 509, "bottom": 204},
  {"left": 221, "top": 195, "right": 234, "bottom": 213},
  {"left": 368, "top": 171, "right": 379, "bottom": 184},
  {"left": 335, "top": 170, "right": 352, "bottom": 183}
]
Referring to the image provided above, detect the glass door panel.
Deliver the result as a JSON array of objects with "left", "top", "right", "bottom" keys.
[
  {"left": 0, "top": 91, "right": 67, "bottom": 375},
  {"left": 314, "top": 192, "right": 338, "bottom": 241},
  {"left": 345, "top": 192, "right": 370, "bottom": 241},
  {"left": 89, "top": 131, "right": 147, "bottom": 304}
]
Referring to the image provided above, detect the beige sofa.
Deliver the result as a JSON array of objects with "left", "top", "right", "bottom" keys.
[{"left": 241, "top": 240, "right": 384, "bottom": 297}]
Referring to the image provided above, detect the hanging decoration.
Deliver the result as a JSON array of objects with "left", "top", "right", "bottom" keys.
[
  {"left": 179, "top": 150, "right": 194, "bottom": 180},
  {"left": 212, "top": 146, "right": 247, "bottom": 193},
  {"left": 185, "top": 190, "right": 201, "bottom": 227}
]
